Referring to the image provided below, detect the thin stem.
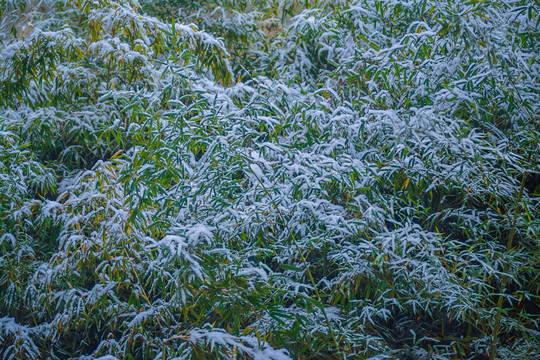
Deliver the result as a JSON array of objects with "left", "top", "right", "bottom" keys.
[{"left": 489, "top": 173, "right": 527, "bottom": 360}]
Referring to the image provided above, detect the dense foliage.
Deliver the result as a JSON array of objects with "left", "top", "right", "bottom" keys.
[{"left": 0, "top": 0, "right": 539, "bottom": 359}]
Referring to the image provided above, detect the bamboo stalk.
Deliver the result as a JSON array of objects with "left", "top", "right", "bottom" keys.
[{"left": 489, "top": 173, "right": 528, "bottom": 360}]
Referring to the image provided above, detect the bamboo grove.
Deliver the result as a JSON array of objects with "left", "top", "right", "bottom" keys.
[{"left": 0, "top": 0, "right": 539, "bottom": 359}]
